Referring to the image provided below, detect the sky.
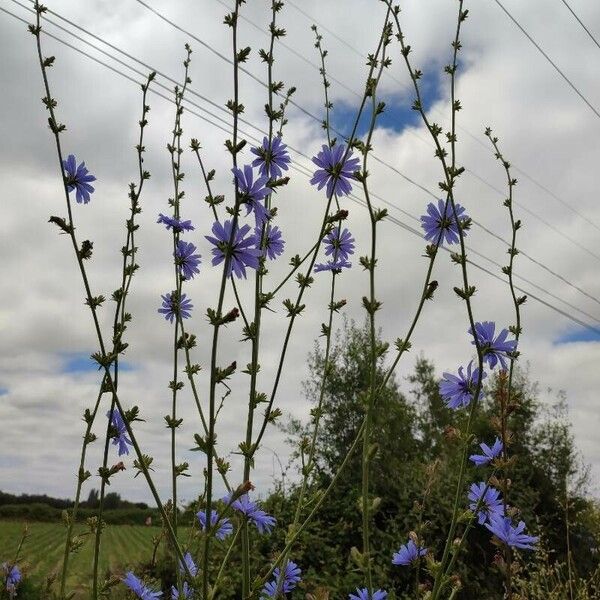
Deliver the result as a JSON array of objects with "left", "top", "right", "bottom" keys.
[{"left": 1, "top": 0, "right": 600, "bottom": 506}]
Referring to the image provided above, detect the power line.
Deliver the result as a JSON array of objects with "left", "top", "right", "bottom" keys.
[
  {"left": 33, "top": 0, "right": 600, "bottom": 307},
  {"left": 133, "top": 0, "right": 600, "bottom": 260},
  {"left": 558, "top": 0, "right": 600, "bottom": 51},
  {"left": 493, "top": 0, "right": 600, "bottom": 120},
  {"left": 11, "top": 0, "right": 600, "bottom": 312},
  {"left": 4, "top": 4, "right": 600, "bottom": 336},
  {"left": 285, "top": 0, "right": 600, "bottom": 233}
]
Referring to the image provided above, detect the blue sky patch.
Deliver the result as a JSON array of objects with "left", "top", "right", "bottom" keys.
[
  {"left": 62, "top": 352, "right": 135, "bottom": 374},
  {"left": 330, "top": 68, "right": 443, "bottom": 138},
  {"left": 555, "top": 327, "right": 600, "bottom": 344},
  {"left": 0, "top": 387, "right": 8, "bottom": 396}
]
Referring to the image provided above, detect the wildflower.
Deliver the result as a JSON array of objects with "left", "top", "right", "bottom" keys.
[
  {"left": 392, "top": 539, "right": 427, "bottom": 566},
  {"left": 258, "top": 225, "right": 285, "bottom": 261},
  {"left": 63, "top": 154, "right": 96, "bottom": 204},
  {"left": 251, "top": 135, "right": 291, "bottom": 179},
  {"left": 205, "top": 220, "right": 262, "bottom": 279},
  {"left": 179, "top": 552, "right": 198, "bottom": 577},
  {"left": 158, "top": 291, "right": 193, "bottom": 323},
  {"left": 469, "top": 321, "right": 517, "bottom": 370},
  {"left": 171, "top": 582, "right": 192, "bottom": 599},
  {"left": 262, "top": 561, "right": 302, "bottom": 597},
  {"left": 323, "top": 227, "right": 355, "bottom": 261},
  {"left": 470, "top": 438, "right": 503, "bottom": 467},
  {"left": 2, "top": 563, "right": 21, "bottom": 598},
  {"left": 314, "top": 259, "right": 352, "bottom": 273},
  {"left": 439, "top": 361, "right": 486, "bottom": 409},
  {"left": 174, "top": 240, "right": 201, "bottom": 280},
  {"left": 122, "top": 571, "right": 162, "bottom": 599},
  {"left": 485, "top": 513, "right": 539, "bottom": 550},
  {"left": 349, "top": 588, "right": 388, "bottom": 600},
  {"left": 157, "top": 214, "right": 195, "bottom": 233},
  {"left": 196, "top": 509, "right": 233, "bottom": 540},
  {"left": 107, "top": 408, "right": 132, "bottom": 456},
  {"left": 310, "top": 143, "right": 360, "bottom": 198},
  {"left": 420, "top": 199, "right": 468, "bottom": 245},
  {"left": 224, "top": 493, "right": 277, "bottom": 534},
  {"left": 233, "top": 165, "right": 271, "bottom": 225},
  {"left": 468, "top": 482, "right": 504, "bottom": 525}
]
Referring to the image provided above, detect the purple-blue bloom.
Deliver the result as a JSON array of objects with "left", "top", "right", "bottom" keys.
[
  {"left": 123, "top": 571, "right": 162, "bottom": 599},
  {"left": 175, "top": 240, "right": 201, "bottom": 280},
  {"left": 179, "top": 552, "right": 198, "bottom": 577},
  {"left": 205, "top": 220, "right": 262, "bottom": 279},
  {"left": 323, "top": 227, "right": 355, "bottom": 261},
  {"left": 314, "top": 258, "right": 352, "bottom": 273},
  {"left": 196, "top": 509, "right": 233, "bottom": 540},
  {"left": 468, "top": 482, "right": 504, "bottom": 525},
  {"left": 224, "top": 493, "right": 276, "bottom": 534},
  {"left": 157, "top": 214, "right": 195, "bottom": 233},
  {"left": 258, "top": 225, "right": 285, "bottom": 261},
  {"left": 171, "top": 582, "right": 192, "bottom": 599},
  {"left": 158, "top": 292, "right": 193, "bottom": 323},
  {"left": 63, "top": 154, "right": 96, "bottom": 204},
  {"left": 485, "top": 513, "right": 539, "bottom": 551},
  {"left": 251, "top": 135, "right": 291, "bottom": 179},
  {"left": 310, "top": 143, "right": 360, "bottom": 198},
  {"left": 262, "top": 560, "right": 302, "bottom": 597},
  {"left": 107, "top": 408, "right": 132, "bottom": 456},
  {"left": 233, "top": 165, "right": 271, "bottom": 225},
  {"left": 349, "top": 588, "right": 388, "bottom": 600},
  {"left": 439, "top": 361, "right": 486, "bottom": 409},
  {"left": 2, "top": 563, "right": 21, "bottom": 597},
  {"left": 420, "top": 199, "right": 468, "bottom": 245},
  {"left": 392, "top": 539, "right": 427, "bottom": 566},
  {"left": 469, "top": 321, "right": 517, "bottom": 370},
  {"left": 470, "top": 438, "right": 503, "bottom": 467}
]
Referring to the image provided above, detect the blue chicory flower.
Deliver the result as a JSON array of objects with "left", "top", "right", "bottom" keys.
[
  {"left": 261, "top": 561, "right": 302, "bottom": 597},
  {"left": 485, "top": 513, "right": 539, "bottom": 551},
  {"left": 2, "top": 563, "right": 21, "bottom": 598},
  {"left": 158, "top": 291, "right": 193, "bottom": 323},
  {"left": 420, "top": 199, "right": 468, "bottom": 245},
  {"left": 323, "top": 227, "right": 355, "bottom": 261},
  {"left": 439, "top": 361, "right": 486, "bottom": 409},
  {"left": 310, "top": 143, "right": 360, "bottom": 198},
  {"left": 392, "top": 539, "right": 427, "bottom": 566},
  {"left": 205, "top": 220, "right": 262, "bottom": 279},
  {"left": 468, "top": 482, "right": 504, "bottom": 525},
  {"left": 349, "top": 588, "right": 388, "bottom": 600},
  {"left": 157, "top": 214, "right": 195, "bottom": 233},
  {"left": 107, "top": 408, "right": 132, "bottom": 456},
  {"left": 251, "top": 135, "right": 291, "bottom": 179},
  {"left": 175, "top": 240, "right": 201, "bottom": 280},
  {"left": 179, "top": 552, "right": 198, "bottom": 578},
  {"left": 257, "top": 225, "right": 285, "bottom": 261},
  {"left": 224, "top": 493, "right": 277, "bottom": 534},
  {"left": 314, "top": 258, "right": 352, "bottom": 273},
  {"left": 196, "top": 509, "right": 233, "bottom": 540},
  {"left": 233, "top": 165, "right": 271, "bottom": 225},
  {"left": 171, "top": 582, "right": 192, "bottom": 599},
  {"left": 469, "top": 321, "right": 517, "bottom": 370},
  {"left": 63, "top": 154, "right": 96, "bottom": 204},
  {"left": 470, "top": 438, "right": 503, "bottom": 467},
  {"left": 123, "top": 571, "right": 162, "bottom": 599}
]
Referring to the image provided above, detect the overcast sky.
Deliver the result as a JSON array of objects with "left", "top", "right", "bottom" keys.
[{"left": 1, "top": 0, "right": 599, "bottom": 506}]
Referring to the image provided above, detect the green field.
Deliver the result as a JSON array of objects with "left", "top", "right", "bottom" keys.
[{"left": 0, "top": 520, "right": 167, "bottom": 597}]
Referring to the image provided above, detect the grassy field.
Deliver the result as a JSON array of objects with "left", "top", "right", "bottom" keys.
[{"left": 0, "top": 520, "right": 169, "bottom": 597}]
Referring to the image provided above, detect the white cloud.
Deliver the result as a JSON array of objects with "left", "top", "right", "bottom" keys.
[{"left": 1, "top": 0, "right": 599, "bottom": 506}]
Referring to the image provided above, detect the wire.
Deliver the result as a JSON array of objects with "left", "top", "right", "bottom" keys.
[
  {"left": 11, "top": 0, "right": 600, "bottom": 311},
  {"left": 284, "top": 0, "right": 600, "bottom": 233},
  {"left": 558, "top": 0, "right": 600, "bottom": 52},
  {"left": 134, "top": 0, "right": 600, "bottom": 250},
  {"left": 493, "top": 0, "right": 600, "bottom": 120},
  {"left": 3, "top": 4, "right": 600, "bottom": 336}
]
